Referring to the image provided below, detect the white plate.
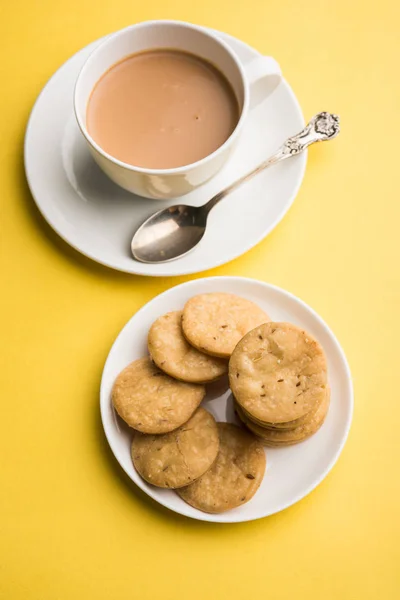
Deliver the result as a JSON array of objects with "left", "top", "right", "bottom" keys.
[
  {"left": 100, "top": 277, "right": 353, "bottom": 523},
  {"left": 24, "top": 29, "right": 306, "bottom": 276}
]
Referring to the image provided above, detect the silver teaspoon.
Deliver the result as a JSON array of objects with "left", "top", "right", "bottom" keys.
[{"left": 131, "top": 112, "right": 340, "bottom": 263}]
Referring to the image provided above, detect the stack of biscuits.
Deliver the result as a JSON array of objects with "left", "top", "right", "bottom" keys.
[
  {"left": 111, "top": 292, "right": 329, "bottom": 513},
  {"left": 229, "top": 322, "right": 330, "bottom": 446}
]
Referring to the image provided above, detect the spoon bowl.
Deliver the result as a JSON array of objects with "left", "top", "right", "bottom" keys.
[{"left": 131, "top": 205, "right": 208, "bottom": 263}]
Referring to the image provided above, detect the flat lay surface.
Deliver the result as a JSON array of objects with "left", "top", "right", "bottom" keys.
[{"left": 1, "top": 0, "right": 400, "bottom": 599}]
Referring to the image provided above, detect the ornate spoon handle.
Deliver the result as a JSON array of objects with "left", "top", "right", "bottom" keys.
[{"left": 204, "top": 112, "right": 340, "bottom": 213}]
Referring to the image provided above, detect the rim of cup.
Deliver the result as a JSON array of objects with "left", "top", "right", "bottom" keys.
[{"left": 73, "top": 20, "right": 250, "bottom": 176}]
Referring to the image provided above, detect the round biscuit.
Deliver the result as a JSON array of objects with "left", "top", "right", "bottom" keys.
[
  {"left": 112, "top": 357, "right": 205, "bottom": 434},
  {"left": 229, "top": 322, "right": 328, "bottom": 423},
  {"left": 148, "top": 311, "right": 227, "bottom": 383},
  {"left": 182, "top": 293, "right": 269, "bottom": 358},
  {"left": 131, "top": 408, "right": 219, "bottom": 488},
  {"left": 177, "top": 423, "right": 266, "bottom": 513}
]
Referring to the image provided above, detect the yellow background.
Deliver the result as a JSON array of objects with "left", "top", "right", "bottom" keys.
[{"left": 1, "top": 0, "right": 399, "bottom": 598}]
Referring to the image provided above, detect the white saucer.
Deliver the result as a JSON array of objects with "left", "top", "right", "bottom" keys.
[
  {"left": 24, "top": 29, "right": 306, "bottom": 276},
  {"left": 100, "top": 277, "right": 353, "bottom": 523}
]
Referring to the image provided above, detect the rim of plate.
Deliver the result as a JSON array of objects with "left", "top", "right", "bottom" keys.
[
  {"left": 24, "top": 28, "right": 307, "bottom": 277},
  {"left": 100, "top": 277, "right": 353, "bottom": 522}
]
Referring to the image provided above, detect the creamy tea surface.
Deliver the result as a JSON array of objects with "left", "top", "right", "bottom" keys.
[{"left": 87, "top": 49, "right": 239, "bottom": 169}]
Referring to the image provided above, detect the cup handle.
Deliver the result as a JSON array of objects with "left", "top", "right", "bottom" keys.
[{"left": 243, "top": 56, "right": 282, "bottom": 108}]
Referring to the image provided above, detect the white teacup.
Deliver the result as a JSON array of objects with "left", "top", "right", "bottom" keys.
[{"left": 74, "top": 20, "right": 281, "bottom": 200}]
